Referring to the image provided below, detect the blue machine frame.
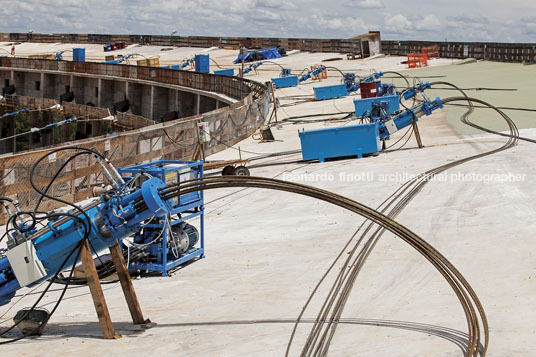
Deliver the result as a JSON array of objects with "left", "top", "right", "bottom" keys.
[
  {"left": 314, "top": 84, "right": 348, "bottom": 100},
  {"left": 298, "top": 96, "right": 443, "bottom": 163},
  {"left": 73, "top": 48, "right": 85, "bottom": 62},
  {"left": 214, "top": 68, "right": 234, "bottom": 76},
  {"left": 194, "top": 54, "right": 210, "bottom": 73},
  {"left": 272, "top": 75, "right": 298, "bottom": 88},
  {"left": 354, "top": 95, "right": 400, "bottom": 118},
  {"left": 299, "top": 122, "right": 381, "bottom": 162},
  {"left": 118, "top": 160, "right": 205, "bottom": 276},
  {"left": 0, "top": 158, "right": 208, "bottom": 305}
]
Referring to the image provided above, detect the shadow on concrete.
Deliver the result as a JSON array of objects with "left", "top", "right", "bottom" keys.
[
  {"left": 155, "top": 317, "right": 485, "bottom": 356},
  {"left": 1, "top": 317, "right": 485, "bottom": 356}
]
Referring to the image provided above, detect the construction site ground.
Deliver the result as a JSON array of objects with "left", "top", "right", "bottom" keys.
[{"left": 0, "top": 43, "right": 535, "bottom": 356}]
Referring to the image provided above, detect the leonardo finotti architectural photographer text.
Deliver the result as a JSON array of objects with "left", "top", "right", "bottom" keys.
[{"left": 283, "top": 171, "right": 526, "bottom": 184}]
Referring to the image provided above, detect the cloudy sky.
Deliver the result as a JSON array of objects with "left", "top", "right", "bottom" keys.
[{"left": 0, "top": 0, "right": 535, "bottom": 42}]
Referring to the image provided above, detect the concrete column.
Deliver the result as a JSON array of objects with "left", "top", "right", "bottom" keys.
[
  {"left": 164, "top": 88, "right": 174, "bottom": 113},
  {"left": 12, "top": 71, "right": 25, "bottom": 96},
  {"left": 97, "top": 78, "right": 102, "bottom": 107},
  {"left": 216, "top": 100, "right": 220, "bottom": 109},
  {"left": 11, "top": 116, "right": 16, "bottom": 153},
  {"left": 40, "top": 73, "right": 44, "bottom": 98},
  {"left": 195, "top": 94, "right": 200, "bottom": 115},
  {"left": 149, "top": 85, "right": 154, "bottom": 120},
  {"left": 125, "top": 81, "right": 129, "bottom": 101},
  {"left": 176, "top": 90, "right": 180, "bottom": 116},
  {"left": 10, "top": 70, "right": 14, "bottom": 82}
]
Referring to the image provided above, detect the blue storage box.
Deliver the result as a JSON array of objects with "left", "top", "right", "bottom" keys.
[
  {"left": 272, "top": 75, "right": 298, "bottom": 88},
  {"left": 73, "top": 48, "right": 85, "bottom": 62},
  {"left": 299, "top": 122, "right": 381, "bottom": 162},
  {"left": 194, "top": 54, "right": 210, "bottom": 73},
  {"left": 214, "top": 68, "right": 234, "bottom": 76},
  {"left": 314, "top": 84, "right": 348, "bottom": 100},
  {"left": 354, "top": 95, "right": 400, "bottom": 117}
]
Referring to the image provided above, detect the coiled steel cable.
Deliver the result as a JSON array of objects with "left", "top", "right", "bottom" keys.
[
  {"left": 133, "top": 82, "right": 522, "bottom": 356},
  {"left": 289, "top": 86, "right": 519, "bottom": 356},
  {"left": 152, "top": 175, "right": 489, "bottom": 357}
]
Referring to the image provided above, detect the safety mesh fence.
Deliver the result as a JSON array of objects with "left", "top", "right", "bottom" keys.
[
  {"left": 0, "top": 59, "right": 269, "bottom": 223},
  {"left": 1, "top": 95, "right": 154, "bottom": 129}
]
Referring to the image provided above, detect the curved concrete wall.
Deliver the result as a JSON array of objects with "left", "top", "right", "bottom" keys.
[
  {"left": 0, "top": 58, "right": 270, "bottom": 219},
  {"left": 0, "top": 59, "right": 235, "bottom": 121}
]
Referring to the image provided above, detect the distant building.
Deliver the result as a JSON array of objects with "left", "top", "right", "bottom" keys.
[{"left": 350, "top": 31, "right": 382, "bottom": 58}]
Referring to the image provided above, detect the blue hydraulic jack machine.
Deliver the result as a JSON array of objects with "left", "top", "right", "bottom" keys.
[
  {"left": 312, "top": 71, "right": 394, "bottom": 101},
  {"left": 271, "top": 65, "right": 327, "bottom": 89},
  {"left": 0, "top": 154, "right": 205, "bottom": 339},
  {"left": 299, "top": 88, "right": 442, "bottom": 162},
  {"left": 118, "top": 160, "right": 205, "bottom": 277}
]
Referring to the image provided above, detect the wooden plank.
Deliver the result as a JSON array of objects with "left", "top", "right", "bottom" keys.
[
  {"left": 109, "top": 241, "right": 148, "bottom": 325},
  {"left": 80, "top": 239, "right": 121, "bottom": 339},
  {"left": 204, "top": 159, "right": 249, "bottom": 170}
]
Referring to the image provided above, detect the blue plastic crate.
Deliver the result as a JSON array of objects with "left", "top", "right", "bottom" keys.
[
  {"left": 354, "top": 95, "right": 400, "bottom": 117},
  {"left": 272, "top": 75, "right": 298, "bottom": 88},
  {"left": 314, "top": 84, "right": 348, "bottom": 100},
  {"left": 299, "top": 122, "right": 381, "bottom": 162},
  {"left": 214, "top": 68, "right": 234, "bottom": 76},
  {"left": 73, "top": 48, "right": 85, "bottom": 62},
  {"left": 194, "top": 54, "right": 210, "bottom": 73}
]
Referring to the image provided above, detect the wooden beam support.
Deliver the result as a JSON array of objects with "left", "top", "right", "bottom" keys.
[
  {"left": 109, "top": 241, "right": 148, "bottom": 325},
  {"left": 79, "top": 239, "right": 121, "bottom": 339},
  {"left": 412, "top": 119, "right": 424, "bottom": 149}
]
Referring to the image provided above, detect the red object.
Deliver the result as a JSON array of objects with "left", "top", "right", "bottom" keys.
[
  {"left": 422, "top": 45, "right": 440, "bottom": 58},
  {"left": 420, "top": 53, "right": 428, "bottom": 66},
  {"left": 407, "top": 53, "right": 428, "bottom": 68},
  {"left": 360, "top": 81, "right": 378, "bottom": 98}
]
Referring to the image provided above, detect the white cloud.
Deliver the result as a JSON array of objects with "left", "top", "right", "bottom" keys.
[
  {"left": 418, "top": 15, "right": 441, "bottom": 30},
  {"left": 0, "top": 1, "right": 534, "bottom": 42},
  {"left": 253, "top": 0, "right": 296, "bottom": 10},
  {"left": 345, "top": 0, "right": 384, "bottom": 9},
  {"left": 385, "top": 14, "right": 412, "bottom": 34},
  {"left": 442, "top": 15, "right": 495, "bottom": 41},
  {"left": 383, "top": 13, "right": 443, "bottom": 37},
  {"left": 525, "top": 21, "right": 536, "bottom": 35}
]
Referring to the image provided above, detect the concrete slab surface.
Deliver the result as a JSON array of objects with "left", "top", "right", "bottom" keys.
[{"left": 0, "top": 43, "right": 535, "bottom": 356}]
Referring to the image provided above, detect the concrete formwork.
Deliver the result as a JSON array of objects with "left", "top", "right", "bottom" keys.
[{"left": 0, "top": 57, "right": 270, "bottom": 221}]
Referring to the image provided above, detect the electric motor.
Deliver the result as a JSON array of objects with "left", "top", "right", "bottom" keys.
[{"left": 169, "top": 222, "right": 199, "bottom": 254}]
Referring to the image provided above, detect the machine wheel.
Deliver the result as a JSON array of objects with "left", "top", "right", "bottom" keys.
[
  {"left": 233, "top": 166, "right": 250, "bottom": 176},
  {"left": 222, "top": 165, "right": 235, "bottom": 176}
]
